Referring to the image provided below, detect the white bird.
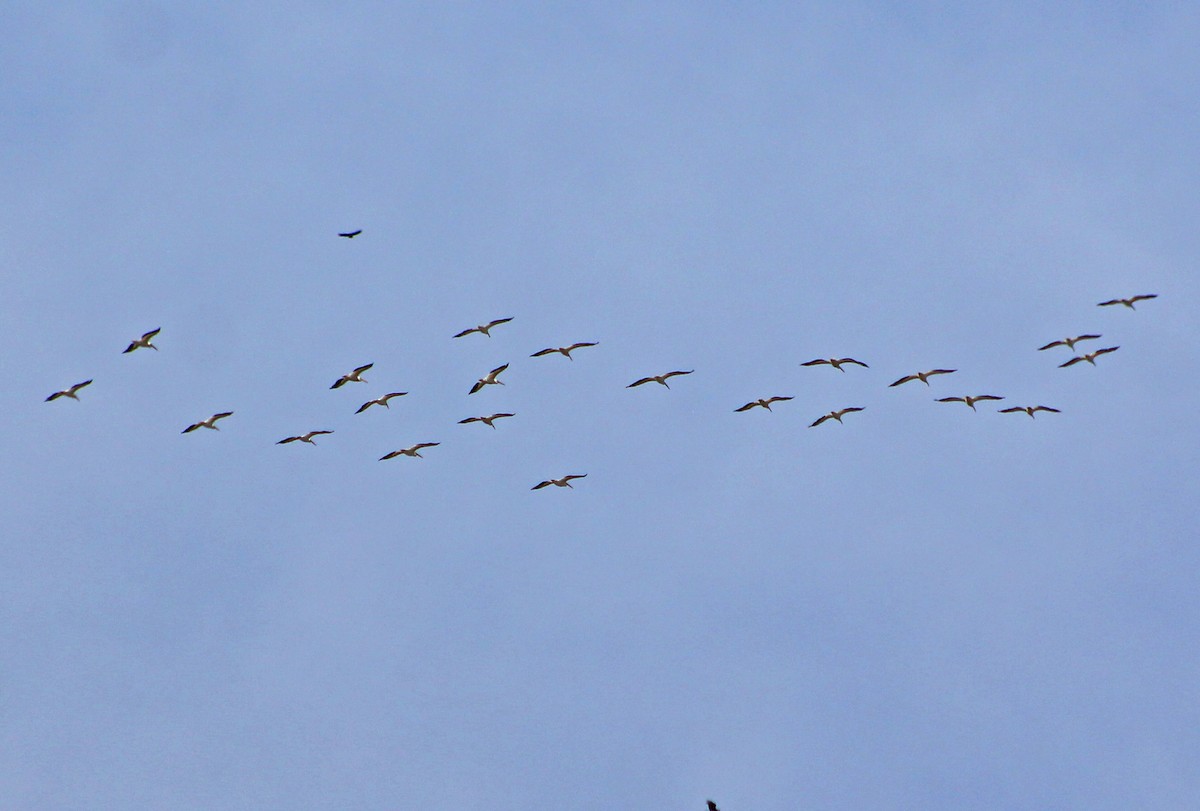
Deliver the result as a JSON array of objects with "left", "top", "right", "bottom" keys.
[
  {"left": 469, "top": 363, "right": 509, "bottom": 394},
  {"left": 459, "top": 413, "right": 515, "bottom": 429},
  {"left": 531, "top": 474, "right": 587, "bottom": 490},
  {"left": 800, "top": 357, "right": 869, "bottom": 371},
  {"left": 277, "top": 430, "right": 333, "bottom": 445},
  {"left": 331, "top": 363, "right": 373, "bottom": 389},
  {"left": 935, "top": 394, "right": 1004, "bottom": 411},
  {"left": 627, "top": 370, "right": 694, "bottom": 389},
  {"left": 999, "top": 405, "right": 1061, "bottom": 419},
  {"left": 530, "top": 342, "right": 598, "bottom": 360},
  {"left": 454, "top": 317, "right": 514, "bottom": 338},
  {"left": 1059, "top": 346, "right": 1119, "bottom": 368},
  {"left": 379, "top": 442, "right": 440, "bottom": 460},
  {"left": 45, "top": 379, "right": 93, "bottom": 402},
  {"left": 123, "top": 328, "right": 161, "bottom": 354},
  {"left": 889, "top": 369, "right": 956, "bottom": 387},
  {"left": 1038, "top": 334, "right": 1102, "bottom": 352},
  {"left": 355, "top": 392, "right": 408, "bottom": 413},
  {"left": 735, "top": 396, "right": 793, "bottom": 412},
  {"left": 809, "top": 406, "right": 865, "bottom": 427},
  {"left": 1098, "top": 294, "right": 1157, "bottom": 309},
  {"left": 182, "top": 412, "right": 234, "bottom": 433}
]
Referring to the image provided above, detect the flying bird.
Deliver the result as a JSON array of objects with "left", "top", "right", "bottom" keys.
[
  {"left": 530, "top": 342, "right": 599, "bottom": 360},
  {"left": 123, "top": 328, "right": 161, "bottom": 354},
  {"left": 182, "top": 412, "right": 234, "bottom": 433},
  {"left": 379, "top": 442, "right": 440, "bottom": 460},
  {"left": 453, "top": 317, "right": 514, "bottom": 338},
  {"left": 801, "top": 357, "right": 869, "bottom": 371},
  {"left": 458, "top": 413, "right": 515, "bottom": 429},
  {"left": 889, "top": 369, "right": 956, "bottom": 387},
  {"left": 999, "top": 405, "right": 1061, "bottom": 418},
  {"left": 45, "top": 380, "right": 93, "bottom": 402},
  {"left": 627, "top": 370, "right": 694, "bottom": 389},
  {"left": 277, "top": 430, "right": 333, "bottom": 445},
  {"left": 355, "top": 392, "right": 408, "bottom": 413},
  {"left": 1098, "top": 294, "right": 1157, "bottom": 309},
  {"left": 338, "top": 229, "right": 362, "bottom": 238},
  {"left": 707, "top": 802, "right": 720, "bottom": 811},
  {"left": 735, "top": 396, "right": 794, "bottom": 412},
  {"left": 531, "top": 474, "right": 587, "bottom": 490},
  {"left": 331, "top": 363, "right": 373, "bottom": 389},
  {"left": 469, "top": 363, "right": 509, "bottom": 394},
  {"left": 809, "top": 406, "right": 865, "bottom": 427},
  {"left": 1038, "top": 334, "right": 1102, "bottom": 352},
  {"left": 935, "top": 395, "right": 1004, "bottom": 411},
  {"left": 1059, "top": 346, "right": 1119, "bottom": 368}
]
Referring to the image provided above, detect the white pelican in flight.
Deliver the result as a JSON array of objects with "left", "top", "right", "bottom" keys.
[
  {"left": 735, "top": 396, "right": 793, "bottom": 412},
  {"left": 999, "top": 405, "right": 1060, "bottom": 418},
  {"left": 123, "top": 328, "right": 161, "bottom": 354},
  {"left": 800, "top": 357, "right": 868, "bottom": 371},
  {"left": 182, "top": 412, "right": 234, "bottom": 433},
  {"left": 531, "top": 474, "right": 587, "bottom": 490},
  {"left": 45, "top": 380, "right": 93, "bottom": 402},
  {"left": 454, "top": 317, "right": 514, "bottom": 338},
  {"left": 379, "top": 442, "right": 440, "bottom": 460},
  {"left": 627, "top": 370, "right": 694, "bottom": 389},
  {"left": 458, "top": 413, "right": 515, "bottom": 429},
  {"left": 469, "top": 363, "right": 509, "bottom": 394},
  {"left": 889, "top": 369, "right": 956, "bottom": 387},
  {"left": 1059, "top": 346, "right": 1119, "bottom": 368},
  {"left": 809, "top": 407, "right": 865, "bottom": 427},
  {"left": 277, "top": 430, "right": 333, "bottom": 445},
  {"left": 1098, "top": 294, "right": 1157, "bottom": 309},
  {"left": 355, "top": 392, "right": 408, "bottom": 413},
  {"left": 935, "top": 395, "right": 1004, "bottom": 411},
  {"left": 331, "top": 363, "right": 373, "bottom": 389},
  {"left": 1038, "top": 334, "right": 1101, "bottom": 352},
  {"left": 530, "top": 342, "right": 598, "bottom": 360}
]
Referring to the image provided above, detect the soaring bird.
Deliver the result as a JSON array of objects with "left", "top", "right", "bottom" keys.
[
  {"left": 627, "top": 370, "right": 694, "bottom": 389},
  {"left": 277, "top": 430, "right": 333, "bottom": 445},
  {"left": 889, "top": 369, "right": 956, "bottom": 387},
  {"left": 1059, "top": 346, "right": 1119, "bottom": 368},
  {"left": 182, "top": 412, "right": 234, "bottom": 433},
  {"left": 123, "top": 328, "right": 161, "bottom": 354},
  {"left": 999, "top": 405, "right": 1060, "bottom": 418},
  {"left": 707, "top": 802, "right": 720, "bottom": 811},
  {"left": 45, "top": 380, "right": 93, "bottom": 402},
  {"left": 331, "top": 363, "right": 373, "bottom": 389},
  {"left": 530, "top": 342, "right": 599, "bottom": 360},
  {"left": 338, "top": 229, "right": 362, "bottom": 238},
  {"left": 532, "top": 474, "right": 587, "bottom": 490},
  {"left": 1038, "top": 334, "right": 1102, "bottom": 352},
  {"left": 936, "top": 395, "right": 1005, "bottom": 411},
  {"left": 801, "top": 357, "right": 869, "bottom": 371},
  {"left": 1098, "top": 294, "right": 1157, "bottom": 309},
  {"left": 459, "top": 413, "right": 515, "bottom": 429},
  {"left": 809, "top": 406, "right": 865, "bottom": 427},
  {"left": 735, "top": 396, "right": 794, "bottom": 412},
  {"left": 355, "top": 392, "right": 408, "bottom": 413},
  {"left": 379, "top": 442, "right": 440, "bottom": 460},
  {"left": 454, "top": 317, "right": 514, "bottom": 338},
  {"left": 469, "top": 363, "right": 509, "bottom": 394}
]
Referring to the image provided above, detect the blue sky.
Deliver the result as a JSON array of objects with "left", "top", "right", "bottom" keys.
[{"left": 3, "top": 3, "right": 1198, "bottom": 808}]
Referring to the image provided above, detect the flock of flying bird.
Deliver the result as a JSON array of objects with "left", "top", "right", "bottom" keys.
[{"left": 43, "top": 233, "right": 1160, "bottom": 490}]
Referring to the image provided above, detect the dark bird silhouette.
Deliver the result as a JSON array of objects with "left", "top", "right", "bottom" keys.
[
  {"left": 331, "top": 363, "right": 373, "bottom": 389},
  {"left": 1059, "top": 346, "right": 1119, "bottom": 368},
  {"left": 123, "top": 328, "right": 161, "bottom": 354},
  {"left": 1038, "top": 334, "right": 1102, "bottom": 352},
  {"left": 379, "top": 442, "right": 440, "bottom": 460},
  {"left": 999, "top": 405, "right": 1060, "bottom": 418},
  {"left": 889, "top": 369, "right": 956, "bottom": 387},
  {"left": 355, "top": 392, "right": 408, "bottom": 413},
  {"left": 627, "top": 370, "right": 694, "bottom": 389},
  {"left": 277, "top": 430, "right": 333, "bottom": 445},
  {"left": 45, "top": 380, "right": 93, "bottom": 402},
  {"left": 182, "top": 412, "right": 234, "bottom": 433},
  {"left": 532, "top": 474, "right": 587, "bottom": 490},
  {"left": 453, "top": 317, "right": 514, "bottom": 338},
  {"left": 459, "top": 413, "right": 515, "bottom": 429},
  {"left": 469, "top": 363, "right": 509, "bottom": 394},
  {"left": 936, "top": 395, "right": 1004, "bottom": 411},
  {"left": 735, "top": 396, "right": 793, "bottom": 412},
  {"left": 531, "top": 342, "right": 599, "bottom": 360},
  {"left": 1098, "top": 294, "right": 1157, "bottom": 309},
  {"left": 801, "top": 357, "right": 868, "bottom": 371},
  {"left": 338, "top": 230, "right": 362, "bottom": 238},
  {"left": 809, "top": 406, "right": 865, "bottom": 427},
  {"left": 707, "top": 802, "right": 720, "bottom": 811}
]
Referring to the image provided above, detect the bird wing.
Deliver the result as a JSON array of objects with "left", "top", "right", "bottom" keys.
[
  {"left": 567, "top": 342, "right": 598, "bottom": 351},
  {"left": 453, "top": 327, "right": 478, "bottom": 338},
  {"left": 1034, "top": 406, "right": 1061, "bottom": 413},
  {"left": 767, "top": 396, "right": 794, "bottom": 404},
  {"left": 45, "top": 391, "right": 64, "bottom": 401},
  {"left": 530, "top": 348, "right": 556, "bottom": 357},
  {"left": 1059, "top": 356, "right": 1084, "bottom": 368},
  {"left": 1131, "top": 294, "right": 1158, "bottom": 302},
  {"left": 665, "top": 370, "right": 694, "bottom": 378},
  {"left": 311, "top": 430, "right": 333, "bottom": 437},
  {"left": 73, "top": 380, "right": 93, "bottom": 392},
  {"left": 1095, "top": 346, "right": 1120, "bottom": 356},
  {"left": 889, "top": 374, "right": 918, "bottom": 387},
  {"left": 353, "top": 363, "right": 373, "bottom": 374},
  {"left": 384, "top": 392, "right": 407, "bottom": 400},
  {"left": 627, "top": 377, "right": 654, "bottom": 388},
  {"left": 801, "top": 359, "right": 830, "bottom": 366},
  {"left": 491, "top": 363, "right": 509, "bottom": 375},
  {"left": 355, "top": 401, "right": 374, "bottom": 413},
  {"left": 998, "top": 407, "right": 1023, "bottom": 413},
  {"left": 1076, "top": 334, "right": 1102, "bottom": 342},
  {"left": 974, "top": 395, "right": 1003, "bottom": 402},
  {"left": 734, "top": 402, "right": 757, "bottom": 412},
  {"left": 492, "top": 413, "right": 515, "bottom": 419},
  {"left": 486, "top": 317, "right": 514, "bottom": 328},
  {"left": 182, "top": 423, "right": 201, "bottom": 433},
  {"left": 1097, "top": 299, "right": 1122, "bottom": 307},
  {"left": 469, "top": 380, "right": 484, "bottom": 395},
  {"left": 842, "top": 407, "right": 865, "bottom": 414},
  {"left": 143, "top": 328, "right": 161, "bottom": 340},
  {"left": 278, "top": 437, "right": 300, "bottom": 444},
  {"left": 414, "top": 442, "right": 439, "bottom": 450},
  {"left": 928, "top": 369, "right": 956, "bottom": 376},
  {"left": 1037, "top": 340, "right": 1065, "bottom": 351},
  {"left": 531, "top": 481, "right": 552, "bottom": 490},
  {"left": 564, "top": 474, "right": 587, "bottom": 481},
  {"left": 935, "top": 397, "right": 965, "bottom": 404},
  {"left": 809, "top": 414, "right": 832, "bottom": 427},
  {"left": 839, "top": 358, "right": 868, "bottom": 367},
  {"left": 458, "top": 417, "right": 481, "bottom": 424},
  {"left": 379, "top": 451, "right": 400, "bottom": 460},
  {"left": 212, "top": 412, "right": 233, "bottom": 422},
  {"left": 331, "top": 377, "right": 348, "bottom": 389}
]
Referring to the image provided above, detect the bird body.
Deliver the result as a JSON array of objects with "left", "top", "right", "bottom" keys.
[
  {"left": 331, "top": 363, "right": 373, "bottom": 389},
  {"left": 379, "top": 442, "right": 440, "bottom": 460},
  {"left": 532, "top": 474, "right": 587, "bottom": 490},
  {"left": 1038, "top": 334, "right": 1101, "bottom": 352},
  {"left": 1059, "top": 346, "right": 1119, "bottom": 368},
  {"left": 45, "top": 380, "right": 93, "bottom": 402},
  {"left": 123, "top": 328, "right": 161, "bottom": 354},
  {"left": 801, "top": 357, "right": 868, "bottom": 371},
  {"left": 1099, "top": 294, "right": 1157, "bottom": 309},
  {"left": 735, "top": 396, "right": 793, "bottom": 412},
  {"left": 459, "top": 413, "right": 515, "bottom": 428},
  {"left": 627, "top": 370, "right": 694, "bottom": 389},
  {"left": 936, "top": 394, "right": 1004, "bottom": 411},
  {"left": 182, "top": 412, "right": 234, "bottom": 433},
  {"left": 999, "top": 405, "right": 1060, "bottom": 418},
  {"left": 277, "top": 430, "right": 333, "bottom": 445},
  {"left": 809, "top": 406, "right": 865, "bottom": 427},
  {"left": 454, "top": 317, "right": 514, "bottom": 338},
  {"left": 355, "top": 392, "right": 408, "bottom": 413},
  {"left": 530, "top": 342, "right": 598, "bottom": 360},
  {"left": 889, "top": 369, "right": 956, "bottom": 387},
  {"left": 469, "top": 363, "right": 509, "bottom": 394}
]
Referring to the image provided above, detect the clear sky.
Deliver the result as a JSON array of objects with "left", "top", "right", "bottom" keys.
[{"left": 3, "top": 3, "right": 1198, "bottom": 809}]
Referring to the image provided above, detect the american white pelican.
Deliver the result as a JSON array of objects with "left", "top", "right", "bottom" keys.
[
  {"left": 530, "top": 342, "right": 598, "bottom": 360},
  {"left": 935, "top": 395, "right": 1004, "bottom": 411},
  {"left": 1059, "top": 346, "right": 1119, "bottom": 368},
  {"left": 735, "top": 396, "right": 793, "bottom": 412},
  {"left": 331, "top": 363, "right": 373, "bottom": 389},
  {"left": 277, "top": 430, "right": 333, "bottom": 445},
  {"left": 1098, "top": 294, "right": 1157, "bottom": 309},
  {"left": 889, "top": 369, "right": 956, "bottom": 387},
  {"left": 999, "top": 405, "right": 1060, "bottom": 418},
  {"left": 1038, "top": 334, "right": 1102, "bottom": 352},
  {"left": 809, "top": 406, "right": 865, "bottom": 427},
  {"left": 338, "top": 229, "right": 362, "bottom": 238},
  {"left": 454, "top": 317, "right": 514, "bottom": 338},
  {"left": 627, "top": 370, "right": 694, "bottom": 389},
  {"left": 458, "top": 413, "right": 515, "bottom": 428},
  {"left": 469, "top": 363, "right": 509, "bottom": 394},
  {"left": 531, "top": 474, "right": 587, "bottom": 490},
  {"left": 45, "top": 380, "right": 93, "bottom": 402},
  {"left": 182, "top": 412, "right": 234, "bottom": 433},
  {"left": 379, "top": 442, "right": 440, "bottom": 460},
  {"left": 801, "top": 357, "right": 868, "bottom": 371},
  {"left": 123, "top": 328, "right": 161, "bottom": 354},
  {"left": 355, "top": 392, "right": 408, "bottom": 413}
]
